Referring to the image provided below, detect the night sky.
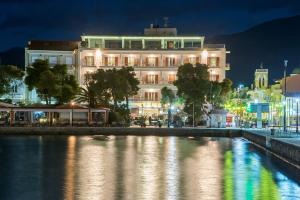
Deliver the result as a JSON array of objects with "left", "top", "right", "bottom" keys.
[{"left": 0, "top": 0, "right": 299, "bottom": 51}]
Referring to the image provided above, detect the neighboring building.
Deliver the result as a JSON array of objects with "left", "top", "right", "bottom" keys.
[
  {"left": 78, "top": 25, "right": 229, "bottom": 117},
  {"left": 24, "top": 40, "right": 80, "bottom": 103},
  {"left": 282, "top": 74, "right": 300, "bottom": 129},
  {"left": 24, "top": 25, "right": 230, "bottom": 117}
]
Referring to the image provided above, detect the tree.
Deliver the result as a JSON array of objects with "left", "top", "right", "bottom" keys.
[
  {"left": 92, "top": 69, "right": 112, "bottom": 106},
  {"left": 89, "top": 67, "right": 139, "bottom": 125},
  {"left": 93, "top": 67, "right": 139, "bottom": 110},
  {"left": 52, "top": 64, "right": 79, "bottom": 104},
  {"left": 25, "top": 59, "right": 49, "bottom": 91},
  {"left": 24, "top": 60, "right": 78, "bottom": 104},
  {"left": 0, "top": 65, "right": 24, "bottom": 96},
  {"left": 76, "top": 73, "right": 97, "bottom": 108},
  {"left": 161, "top": 86, "right": 175, "bottom": 106},
  {"left": 174, "top": 63, "right": 210, "bottom": 124},
  {"left": 119, "top": 67, "right": 140, "bottom": 109},
  {"left": 36, "top": 70, "right": 59, "bottom": 105},
  {"left": 210, "top": 78, "right": 233, "bottom": 108}
]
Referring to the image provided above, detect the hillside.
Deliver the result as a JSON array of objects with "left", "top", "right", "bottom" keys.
[
  {"left": 207, "top": 14, "right": 300, "bottom": 85},
  {"left": 0, "top": 47, "right": 24, "bottom": 69}
]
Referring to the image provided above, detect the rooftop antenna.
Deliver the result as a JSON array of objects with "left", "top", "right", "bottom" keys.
[{"left": 163, "top": 17, "right": 169, "bottom": 28}]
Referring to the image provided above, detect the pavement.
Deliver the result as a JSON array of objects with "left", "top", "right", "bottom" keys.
[{"left": 244, "top": 128, "right": 300, "bottom": 148}]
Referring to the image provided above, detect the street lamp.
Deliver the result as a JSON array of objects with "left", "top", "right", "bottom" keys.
[
  {"left": 71, "top": 101, "right": 75, "bottom": 127},
  {"left": 283, "top": 60, "right": 288, "bottom": 132},
  {"left": 296, "top": 99, "right": 299, "bottom": 133}
]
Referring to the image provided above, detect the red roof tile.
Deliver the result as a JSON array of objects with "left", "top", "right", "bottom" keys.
[{"left": 27, "top": 40, "right": 79, "bottom": 51}]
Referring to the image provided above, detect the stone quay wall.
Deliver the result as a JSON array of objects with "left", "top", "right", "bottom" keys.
[{"left": 0, "top": 127, "right": 243, "bottom": 137}]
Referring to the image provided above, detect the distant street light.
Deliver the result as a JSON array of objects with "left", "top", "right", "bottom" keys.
[
  {"left": 71, "top": 101, "right": 75, "bottom": 127},
  {"left": 283, "top": 60, "right": 288, "bottom": 132},
  {"left": 296, "top": 99, "right": 299, "bottom": 133}
]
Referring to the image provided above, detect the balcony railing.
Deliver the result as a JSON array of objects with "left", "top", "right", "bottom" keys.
[
  {"left": 140, "top": 80, "right": 175, "bottom": 85},
  {"left": 129, "top": 97, "right": 160, "bottom": 102}
]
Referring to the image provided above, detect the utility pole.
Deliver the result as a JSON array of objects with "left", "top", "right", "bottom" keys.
[
  {"left": 283, "top": 60, "right": 288, "bottom": 132},
  {"left": 296, "top": 99, "right": 299, "bottom": 133},
  {"left": 192, "top": 102, "right": 195, "bottom": 127}
]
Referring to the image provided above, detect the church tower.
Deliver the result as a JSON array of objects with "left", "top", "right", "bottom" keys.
[{"left": 254, "top": 63, "right": 268, "bottom": 89}]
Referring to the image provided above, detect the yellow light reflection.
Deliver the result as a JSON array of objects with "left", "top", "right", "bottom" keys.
[
  {"left": 136, "top": 136, "right": 159, "bottom": 200},
  {"left": 184, "top": 138, "right": 222, "bottom": 200},
  {"left": 78, "top": 137, "right": 116, "bottom": 200},
  {"left": 64, "top": 136, "right": 76, "bottom": 200},
  {"left": 165, "top": 137, "right": 178, "bottom": 200}
]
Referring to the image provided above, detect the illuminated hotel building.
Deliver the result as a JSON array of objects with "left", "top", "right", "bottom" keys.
[
  {"left": 25, "top": 25, "right": 230, "bottom": 116},
  {"left": 78, "top": 25, "right": 229, "bottom": 116}
]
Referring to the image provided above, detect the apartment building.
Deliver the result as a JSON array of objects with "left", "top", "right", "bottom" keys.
[{"left": 24, "top": 40, "right": 79, "bottom": 103}]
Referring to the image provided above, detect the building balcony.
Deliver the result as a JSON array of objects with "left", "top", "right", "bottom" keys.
[
  {"left": 140, "top": 80, "right": 175, "bottom": 85},
  {"left": 129, "top": 97, "right": 160, "bottom": 102}
]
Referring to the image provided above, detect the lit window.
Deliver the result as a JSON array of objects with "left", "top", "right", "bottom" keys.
[
  {"left": 128, "top": 56, "right": 135, "bottom": 66},
  {"left": 66, "top": 57, "right": 73, "bottom": 65},
  {"left": 31, "top": 55, "right": 39, "bottom": 63},
  {"left": 148, "top": 57, "right": 156, "bottom": 66},
  {"left": 49, "top": 56, "right": 57, "bottom": 64},
  {"left": 86, "top": 56, "right": 94, "bottom": 66},
  {"left": 168, "top": 74, "right": 176, "bottom": 83},
  {"left": 146, "top": 74, "right": 158, "bottom": 84},
  {"left": 208, "top": 57, "right": 220, "bottom": 66},
  {"left": 188, "top": 57, "right": 196, "bottom": 64},
  {"left": 145, "top": 92, "right": 158, "bottom": 101},
  {"left": 108, "top": 56, "right": 116, "bottom": 66}
]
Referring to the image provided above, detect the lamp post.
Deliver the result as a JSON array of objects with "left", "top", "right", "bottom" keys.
[
  {"left": 71, "top": 102, "right": 74, "bottom": 127},
  {"left": 192, "top": 102, "right": 195, "bottom": 127},
  {"left": 283, "top": 60, "right": 288, "bottom": 132},
  {"left": 167, "top": 103, "right": 171, "bottom": 128},
  {"left": 296, "top": 99, "right": 299, "bottom": 133}
]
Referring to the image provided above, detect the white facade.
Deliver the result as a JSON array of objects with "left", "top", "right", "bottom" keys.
[
  {"left": 79, "top": 29, "right": 229, "bottom": 116},
  {"left": 24, "top": 41, "right": 79, "bottom": 103}
]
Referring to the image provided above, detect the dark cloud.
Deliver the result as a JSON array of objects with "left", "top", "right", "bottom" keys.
[{"left": 0, "top": 0, "right": 299, "bottom": 50}]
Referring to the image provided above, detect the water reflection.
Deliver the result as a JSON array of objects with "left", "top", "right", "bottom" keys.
[
  {"left": 0, "top": 136, "right": 299, "bottom": 200},
  {"left": 165, "top": 137, "right": 178, "bottom": 200},
  {"left": 64, "top": 136, "right": 76, "bottom": 200}
]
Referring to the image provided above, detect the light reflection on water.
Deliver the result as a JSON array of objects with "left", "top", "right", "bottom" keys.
[{"left": 0, "top": 136, "right": 299, "bottom": 200}]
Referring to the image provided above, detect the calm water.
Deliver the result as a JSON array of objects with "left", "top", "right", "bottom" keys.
[{"left": 0, "top": 136, "right": 299, "bottom": 200}]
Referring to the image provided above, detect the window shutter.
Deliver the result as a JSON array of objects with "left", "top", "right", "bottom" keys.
[
  {"left": 155, "top": 75, "right": 158, "bottom": 84},
  {"left": 155, "top": 57, "right": 159, "bottom": 66},
  {"left": 216, "top": 57, "right": 220, "bottom": 66},
  {"left": 125, "top": 57, "right": 128, "bottom": 66},
  {"left": 165, "top": 58, "right": 168, "bottom": 67},
  {"left": 184, "top": 57, "right": 189, "bottom": 64},
  {"left": 155, "top": 93, "right": 158, "bottom": 101},
  {"left": 207, "top": 57, "right": 211, "bottom": 66},
  {"left": 216, "top": 75, "right": 219, "bottom": 81},
  {"left": 145, "top": 92, "right": 148, "bottom": 100},
  {"left": 134, "top": 58, "right": 139, "bottom": 66},
  {"left": 105, "top": 57, "right": 108, "bottom": 66},
  {"left": 115, "top": 57, "right": 118, "bottom": 66},
  {"left": 196, "top": 57, "right": 200, "bottom": 64},
  {"left": 145, "top": 58, "right": 148, "bottom": 66}
]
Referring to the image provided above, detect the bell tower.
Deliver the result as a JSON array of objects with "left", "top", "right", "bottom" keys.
[{"left": 255, "top": 63, "right": 268, "bottom": 89}]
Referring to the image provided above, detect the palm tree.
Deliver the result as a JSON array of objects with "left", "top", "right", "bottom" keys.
[{"left": 75, "top": 73, "right": 97, "bottom": 108}]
